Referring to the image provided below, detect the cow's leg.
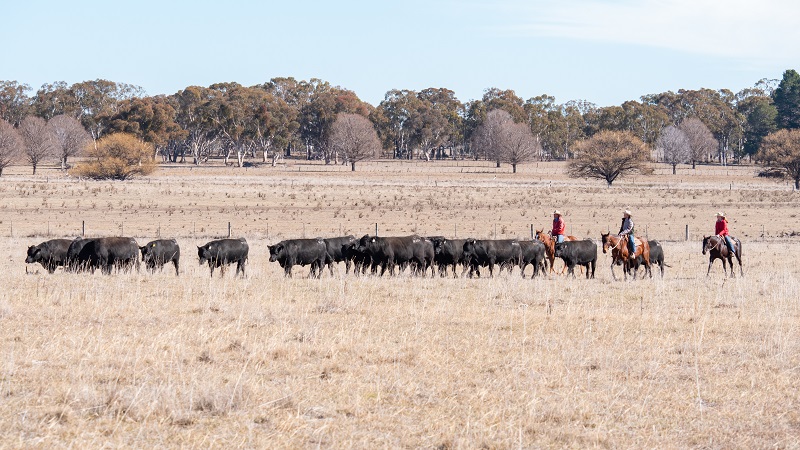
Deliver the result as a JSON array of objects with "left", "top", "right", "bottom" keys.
[
  {"left": 209, "top": 264, "right": 215, "bottom": 277},
  {"left": 174, "top": 259, "right": 179, "bottom": 276},
  {"left": 237, "top": 259, "right": 245, "bottom": 278}
]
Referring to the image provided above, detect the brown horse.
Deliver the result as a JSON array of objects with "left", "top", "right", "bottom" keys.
[
  {"left": 702, "top": 235, "right": 743, "bottom": 277},
  {"left": 536, "top": 229, "right": 579, "bottom": 274},
  {"left": 601, "top": 233, "right": 651, "bottom": 280}
]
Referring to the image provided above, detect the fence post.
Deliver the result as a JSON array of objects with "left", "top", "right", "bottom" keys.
[
  {"left": 228, "top": 222, "right": 232, "bottom": 238},
  {"left": 375, "top": 223, "right": 378, "bottom": 236},
  {"left": 530, "top": 224, "right": 534, "bottom": 240},
  {"left": 82, "top": 220, "right": 85, "bottom": 237},
  {"left": 9, "top": 220, "right": 12, "bottom": 238},
  {"left": 685, "top": 224, "right": 689, "bottom": 241},
  {"left": 454, "top": 223, "right": 457, "bottom": 238}
]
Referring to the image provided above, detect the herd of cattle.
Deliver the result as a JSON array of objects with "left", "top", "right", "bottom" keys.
[{"left": 23, "top": 234, "right": 668, "bottom": 279}]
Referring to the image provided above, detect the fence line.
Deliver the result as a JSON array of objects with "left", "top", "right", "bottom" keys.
[{"left": 3, "top": 220, "right": 779, "bottom": 244}]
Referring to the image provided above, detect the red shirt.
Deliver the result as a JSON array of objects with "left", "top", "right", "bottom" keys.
[
  {"left": 552, "top": 217, "right": 565, "bottom": 235},
  {"left": 715, "top": 219, "right": 729, "bottom": 236}
]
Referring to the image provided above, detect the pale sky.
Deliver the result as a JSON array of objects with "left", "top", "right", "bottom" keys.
[{"left": 3, "top": 0, "right": 798, "bottom": 107}]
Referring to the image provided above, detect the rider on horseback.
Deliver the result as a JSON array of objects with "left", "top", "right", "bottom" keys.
[
  {"left": 619, "top": 210, "right": 636, "bottom": 260},
  {"left": 716, "top": 212, "right": 736, "bottom": 256},
  {"left": 552, "top": 210, "right": 566, "bottom": 244}
]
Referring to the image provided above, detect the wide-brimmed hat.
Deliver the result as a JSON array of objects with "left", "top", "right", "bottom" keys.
[
  {"left": 716, "top": 212, "right": 725, "bottom": 218},
  {"left": 623, "top": 210, "right": 632, "bottom": 217},
  {"left": 553, "top": 210, "right": 561, "bottom": 216}
]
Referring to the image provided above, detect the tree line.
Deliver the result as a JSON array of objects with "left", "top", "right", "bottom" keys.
[{"left": 0, "top": 71, "right": 799, "bottom": 187}]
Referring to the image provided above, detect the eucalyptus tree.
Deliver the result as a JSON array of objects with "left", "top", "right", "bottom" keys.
[
  {"left": 32, "top": 81, "right": 80, "bottom": 120},
  {"left": 102, "top": 96, "right": 186, "bottom": 160},
  {"left": 173, "top": 86, "right": 220, "bottom": 164},
  {"left": 70, "top": 79, "right": 145, "bottom": 140},
  {"left": 0, "top": 80, "right": 32, "bottom": 127},
  {"left": 375, "top": 89, "right": 423, "bottom": 159}
]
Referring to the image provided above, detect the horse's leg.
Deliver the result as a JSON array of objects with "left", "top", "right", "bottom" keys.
[
  {"left": 610, "top": 261, "right": 618, "bottom": 281},
  {"left": 707, "top": 258, "right": 713, "bottom": 276},
  {"left": 721, "top": 257, "right": 728, "bottom": 277}
]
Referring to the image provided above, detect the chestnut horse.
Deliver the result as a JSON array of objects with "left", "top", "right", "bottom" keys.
[
  {"left": 702, "top": 235, "right": 743, "bottom": 277},
  {"left": 600, "top": 233, "right": 651, "bottom": 280},
  {"left": 535, "top": 229, "right": 578, "bottom": 274}
]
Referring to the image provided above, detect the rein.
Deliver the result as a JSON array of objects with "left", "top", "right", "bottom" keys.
[{"left": 706, "top": 237, "right": 723, "bottom": 253}]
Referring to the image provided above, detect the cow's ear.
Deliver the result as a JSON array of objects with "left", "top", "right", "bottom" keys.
[
  {"left": 370, "top": 237, "right": 376, "bottom": 243},
  {"left": 139, "top": 246, "right": 145, "bottom": 250}
]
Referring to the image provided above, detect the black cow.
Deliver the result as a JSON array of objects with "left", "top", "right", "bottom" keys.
[
  {"left": 198, "top": 238, "right": 248, "bottom": 277},
  {"left": 77, "top": 237, "right": 140, "bottom": 274},
  {"left": 519, "top": 240, "right": 547, "bottom": 278},
  {"left": 321, "top": 235, "right": 357, "bottom": 275},
  {"left": 344, "top": 241, "right": 372, "bottom": 276},
  {"left": 629, "top": 240, "right": 669, "bottom": 278},
  {"left": 268, "top": 238, "right": 327, "bottom": 278},
  {"left": 140, "top": 239, "right": 181, "bottom": 276},
  {"left": 25, "top": 239, "right": 72, "bottom": 273},
  {"left": 430, "top": 237, "right": 467, "bottom": 278},
  {"left": 66, "top": 237, "right": 93, "bottom": 272},
  {"left": 462, "top": 239, "right": 522, "bottom": 277},
  {"left": 554, "top": 239, "right": 597, "bottom": 279},
  {"left": 357, "top": 235, "right": 428, "bottom": 276},
  {"left": 415, "top": 237, "right": 436, "bottom": 277}
]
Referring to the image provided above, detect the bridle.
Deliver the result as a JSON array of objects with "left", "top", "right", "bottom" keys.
[{"left": 705, "top": 236, "right": 723, "bottom": 253}]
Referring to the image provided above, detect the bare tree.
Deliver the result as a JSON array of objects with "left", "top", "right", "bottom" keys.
[
  {"left": 679, "top": 118, "right": 718, "bottom": 169},
  {"left": 0, "top": 119, "right": 21, "bottom": 176},
  {"left": 656, "top": 125, "right": 690, "bottom": 174},
  {"left": 18, "top": 116, "right": 53, "bottom": 174},
  {"left": 500, "top": 122, "right": 541, "bottom": 173},
  {"left": 568, "top": 130, "right": 649, "bottom": 186},
  {"left": 328, "top": 113, "right": 380, "bottom": 171},
  {"left": 47, "top": 114, "right": 91, "bottom": 170},
  {"left": 472, "top": 109, "right": 513, "bottom": 167}
]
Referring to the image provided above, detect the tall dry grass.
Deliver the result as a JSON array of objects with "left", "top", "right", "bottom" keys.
[
  {"left": 2, "top": 237, "right": 799, "bottom": 448},
  {"left": 1, "top": 162, "right": 799, "bottom": 447}
]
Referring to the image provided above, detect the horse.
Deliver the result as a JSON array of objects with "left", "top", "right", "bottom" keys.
[
  {"left": 702, "top": 235, "right": 743, "bottom": 277},
  {"left": 535, "top": 229, "right": 579, "bottom": 274},
  {"left": 600, "top": 232, "right": 651, "bottom": 280}
]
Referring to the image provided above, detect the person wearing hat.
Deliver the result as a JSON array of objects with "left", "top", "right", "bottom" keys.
[
  {"left": 618, "top": 210, "right": 636, "bottom": 259},
  {"left": 551, "top": 210, "right": 566, "bottom": 244},
  {"left": 715, "top": 212, "right": 736, "bottom": 255}
]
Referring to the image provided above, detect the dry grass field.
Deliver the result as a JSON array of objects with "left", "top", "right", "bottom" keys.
[{"left": 1, "top": 160, "right": 799, "bottom": 448}]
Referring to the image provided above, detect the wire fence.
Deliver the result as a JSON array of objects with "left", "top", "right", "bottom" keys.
[{"left": 4, "top": 219, "right": 778, "bottom": 244}]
